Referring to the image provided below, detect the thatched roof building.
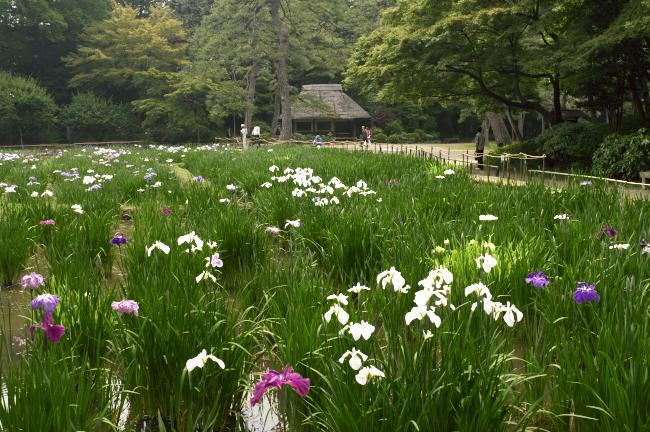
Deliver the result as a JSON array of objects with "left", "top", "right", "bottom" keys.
[{"left": 288, "top": 84, "right": 371, "bottom": 139}]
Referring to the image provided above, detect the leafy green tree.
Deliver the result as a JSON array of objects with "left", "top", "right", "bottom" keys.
[
  {"left": 192, "top": 0, "right": 388, "bottom": 140},
  {"left": 59, "top": 93, "right": 138, "bottom": 141},
  {"left": 0, "top": 71, "right": 58, "bottom": 146},
  {"left": 0, "top": 0, "right": 111, "bottom": 99},
  {"left": 116, "top": 0, "right": 164, "bottom": 17},
  {"left": 346, "top": 1, "right": 566, "bottom": 125},
  {"left": 561, "top": 0, "right": 650, "bottom": 126},
  {"left": 192, "top": 0, "right": 272, "bottom": 144},
  {"left": 65, "top": 4, "right": 189, "bottom": 102},
  {"left": 169, "top": 0, "right": 214, "bottom": 29},
  {"left": 133, "top": 71, "right": 221, "bottom": 143}
]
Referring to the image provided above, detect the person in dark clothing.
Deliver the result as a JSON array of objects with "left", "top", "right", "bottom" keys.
[
  {"left": 361, "top": 126, "right": 368, "bottom": 149},
  {"left": 475, "top": 127, "right": 486, "bottom": 170}
]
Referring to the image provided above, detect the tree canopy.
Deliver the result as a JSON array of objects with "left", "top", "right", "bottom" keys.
[
  {"left": 64, "top": 4, "right": 189, "bottom": 102},
  {"left": 0, "top": 71, "right": 57, "bottom": 145},
  {"left": 346, "top": 0, "right": 650, "bottom": 129},
  {"left": 3, "top": 0, "right": 648, "bottom": 145}
]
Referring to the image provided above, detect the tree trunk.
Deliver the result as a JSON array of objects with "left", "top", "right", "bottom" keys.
[
  {"left": 271, "top": 0, "right": 292, "bottom": 140},
  {"left": 486, "top": 112, "right": 511, "bottom": 146},
  {"left": 505, "top": 107, "right": 523, "bottom": 141},
  {"left": 18, "top": 125, "right": 23, "bottom": 148},
  {"left": 551, "top": 70, "right": 563, "bottom": 124},
  {"left": 481, "top": 118, "right": 490, "bottom": 147},
  {"left": 629, "top": 73, "right": 647, "bottom": 119},
  {"left": 271, "top": 77, "right": 281, "bottom": 137},
  {"left": 517, "top": 111, "right": 526, "bottom": 141},
  {"left": 243, "top": 63, "right": 258, "bottom": 150}
]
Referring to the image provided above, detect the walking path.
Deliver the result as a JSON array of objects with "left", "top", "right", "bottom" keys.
[{"left": 326, "top": 141, "right": 650, "bottom": 199}]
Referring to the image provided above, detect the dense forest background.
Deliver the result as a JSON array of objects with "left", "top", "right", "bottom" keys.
[{"left": 1, "top": 0, "right": 650, "bottom": 176}]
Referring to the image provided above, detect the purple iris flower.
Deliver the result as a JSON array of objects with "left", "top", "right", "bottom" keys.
[
  {"left": 251, "top": 366, "right": 310, "bottom": 406},
  {"left": 193, "top": 176, "right": 205, "bottom": 182},
  {"left": 29, "top": 312, "right": 65, "bottom": 344},
  {"left": 111, "top": 233, "right": 128, "bottom": 245},
  {"left": 31, "top": 293, "right": 59, "bottom": 314},
  {"left": 595, "top": 224, "right": 617, "bottom": 240},
  {"left": 265, "top": 226, "right": 281, "bottom": 235},
  {"left": 525, "top": 272, "right": 549, "bottom": 288},
  {"left": 21, "top": 272, "right": 44, "bottom": 290},
  {"left": 111, "top": 300, "right": 139, "bottom": 316},
  {"left": 39, "top": 219, "right": 55, "bottom": 225},
  {"left": 161, "top": 207, "right": 172, "bottom": 216},
  {"left": 573, "top": 282, "right": 600, "bottom": 304}
]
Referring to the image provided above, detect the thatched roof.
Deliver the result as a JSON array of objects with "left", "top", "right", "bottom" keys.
[{"left": 290, "top": 84, "right": 371, "bottom": 120}]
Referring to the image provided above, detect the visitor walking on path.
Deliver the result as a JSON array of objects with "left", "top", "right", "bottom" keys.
[
  {"left": 240, "top": 124, "right": 248, "bottom": 148},
  {"left": 313, "top": 134, "right": 324, "bottom": 149},
  {"left": 475, "top": 127, "right": 486, "bottom": 170},
  {"left": 366, "top": 126, "right": 373, "bottom": 146},
  {"left": 251, "top": 125, "right": 261, "bottom": 148},
  {"left": 361, "top": 126, "right": 368, "bottom": 149}
]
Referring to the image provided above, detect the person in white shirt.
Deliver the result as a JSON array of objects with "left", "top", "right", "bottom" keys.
[
  {"left": 240, "top": 124, "right": 248, "bottom": 148},
  {"left": 251, "top": 125, "right": 261, "bottom": 148}
]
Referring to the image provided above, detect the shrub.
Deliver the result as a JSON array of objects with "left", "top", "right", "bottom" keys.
[
  {"left": 293, "top": 133, "right": 335, "bottom": 143},
  {"left": 422, "top": 132, "right": 440, "bottom": 143},
  {"left": 59, "top": 93, "right": 139, "bottom": 142},
  {"left": 404, "top": 132, "right": 420, "bottom": 143},
  {"left": 373, "top": 132, "right": 388, "bottom": 142},
  {"left": 0, "top": 71, "right": 57, "bottom": 145},
  {"left": 384, "top": 119, "right": 404, "bottom": 135},
  {"left": 592, "top": 129, "right": 650, "bottom": 180},
  {"left": 525, "top": 122, "right": 609, "bottom": 168}
]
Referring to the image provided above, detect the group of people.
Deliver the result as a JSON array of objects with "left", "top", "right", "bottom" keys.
[
  {"left": 360, "top": 125, "right": 373, "bottom": 148},
  {"left": 313, "top": 125, "right": 374, "bottom": 149},
  {"left": 238, "top": 124, "right": 262, "bottom": 148},
  {"left": 233, "top": 123, "right": 486, "bottom": 171}
]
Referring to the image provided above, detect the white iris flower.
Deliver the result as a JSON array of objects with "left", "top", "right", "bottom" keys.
[
  {"left": 338, "top": 348, "right": 368, "bottom": 370},
  {"left": 185, "top": 349, "right": 225, "bottom": 372},
  {"left": 146, "top": 241, "right": 170, "bottom": 256},
  {"left": 355, "top": 366, "right": 385, "bottom": 385}
]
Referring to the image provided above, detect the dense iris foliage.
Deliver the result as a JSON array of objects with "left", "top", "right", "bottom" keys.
[{"left": 0, "top": 144, "right": 648, "bottom": 431}]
